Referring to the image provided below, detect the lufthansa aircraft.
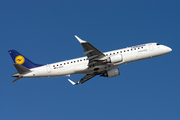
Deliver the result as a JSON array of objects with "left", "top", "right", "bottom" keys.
[{"left": 9, "top": 36, "right": 172, "bottom": 85}]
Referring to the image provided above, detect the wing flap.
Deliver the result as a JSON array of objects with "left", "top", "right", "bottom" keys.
[
  {"left": 86, "top": 55, "right": 98, "bottom": 60},
  {"left": 83, "top": 50, "right": 93, "bottom": 55}
]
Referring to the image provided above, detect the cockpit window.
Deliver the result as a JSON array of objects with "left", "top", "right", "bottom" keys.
[{"left": 156, "top": 43, "right": 160, "bottom": 45}]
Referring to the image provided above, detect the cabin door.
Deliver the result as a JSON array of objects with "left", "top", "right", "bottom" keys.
[
  {"left": 149, "top": 44, "right": 154, "bottom": 51},
  {"left": 46, "top": 64, "right": 51, "bottom": 73}
]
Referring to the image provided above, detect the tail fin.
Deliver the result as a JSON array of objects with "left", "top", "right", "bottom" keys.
[{"left": 8, "top": 50, "right": 43, "bottom": 69}]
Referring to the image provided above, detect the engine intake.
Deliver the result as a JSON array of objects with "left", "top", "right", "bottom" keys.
[{"left": 101, "top": 68, "right": 120, "bottom": 78}]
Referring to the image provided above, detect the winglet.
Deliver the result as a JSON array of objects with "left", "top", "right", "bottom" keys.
[
  {"left": 75, "top": 35, "right": 87, "bottom": 43},
  {"left": 68, "top": 79, "right": 76, "bottom": 85}
]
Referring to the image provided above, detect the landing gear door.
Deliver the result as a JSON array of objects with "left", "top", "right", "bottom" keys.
[{"left": 46, "top": 64, "right": 51, "bottom": 73}]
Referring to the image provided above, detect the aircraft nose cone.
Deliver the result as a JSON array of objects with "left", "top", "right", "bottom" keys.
[{"left": 166, "top": 47, "right": 172, "bottom": 52}]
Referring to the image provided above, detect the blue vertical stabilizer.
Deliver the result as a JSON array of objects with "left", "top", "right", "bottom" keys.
[{"left": 8, "top": 50, "right": 43, "bottom": 69}]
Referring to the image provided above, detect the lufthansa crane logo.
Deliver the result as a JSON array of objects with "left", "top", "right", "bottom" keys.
[{"left": 15, "top": 55, "right": 25, "bottom": 65}]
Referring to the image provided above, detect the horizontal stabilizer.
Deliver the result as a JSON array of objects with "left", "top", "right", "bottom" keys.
[
  {"left": 12, "top": 77, "right": 22, "bottom": 82},
  {"left": 14, "top": 63, "right": 31, "bottom": 74}
]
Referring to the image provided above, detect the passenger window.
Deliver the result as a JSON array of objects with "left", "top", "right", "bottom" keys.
[{"left": 64, "top": 63, "right": 66, "bottom": 65}]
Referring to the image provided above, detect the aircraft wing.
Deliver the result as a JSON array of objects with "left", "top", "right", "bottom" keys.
[
  {"left": 75, "top": 35, "right": 106, "bottom": 66},
  {"left": 73, "top": 36, "right": 108, "bottom": 85},
  {"left": 68, "top": 73, "right": 96, "bottom": 85}
]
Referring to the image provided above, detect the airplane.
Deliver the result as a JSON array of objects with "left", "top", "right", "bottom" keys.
[{"left": 9, "top": 35, "right": 172, "bottom": 85}]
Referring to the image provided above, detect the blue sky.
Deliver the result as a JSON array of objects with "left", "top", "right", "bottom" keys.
[{"left": 1, "top": 1, "right": 180, "bottom": 120}]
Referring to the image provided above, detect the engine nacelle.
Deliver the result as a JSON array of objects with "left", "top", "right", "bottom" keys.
[
  {"left": 101, "top": 68, "right": 120, "bottom": 78},
  {"left": 104, "top": 54, "right": 123, "bottom": 64}
]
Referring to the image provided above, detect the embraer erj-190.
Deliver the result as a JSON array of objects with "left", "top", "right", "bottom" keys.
[{"left": 9, "top": 36, "right": 172, "bottom": 85}]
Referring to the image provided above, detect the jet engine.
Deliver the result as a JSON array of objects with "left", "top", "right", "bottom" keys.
[
  {"left": 103, "top": 54, "right": 123, "bottom": 64},
  {"left": 101, "top": 68, "right": 120, "bottom": 78}
]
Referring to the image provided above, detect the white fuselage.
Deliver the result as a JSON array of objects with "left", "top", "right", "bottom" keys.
[{"left": 22, "top": 43, "right": 171, "bottom": 78}]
